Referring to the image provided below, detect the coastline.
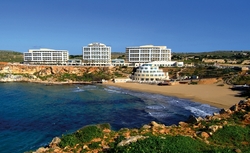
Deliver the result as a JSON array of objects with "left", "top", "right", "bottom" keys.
[
  {"left": 1, "top": 79, "right": 245, "bottom": 109},
  {"left": 103, "top": 82, "right": 245, "bottom": 109}
]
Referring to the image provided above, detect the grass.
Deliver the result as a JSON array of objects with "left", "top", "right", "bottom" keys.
[
  {"left": 59, "top": 124, "right": 107, "bottom": 149},
  {"left": 208, "top": 125, "right": 250, "bottom": 152},
  {"left": 108, "top": 135, "right": 208, "bottom": 153}
]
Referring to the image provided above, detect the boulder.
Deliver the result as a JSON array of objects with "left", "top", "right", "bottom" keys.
[
  {"left": 200, "top": 132, "right": 210, "bottom": 139},
  {"left": 219, "top": 108, "right": 232, "bottom": 114},
  {"left": 142, "top": 124, "right": 151, "bottom": 129},
  {"left": 230, "top": 104, "right": 238, "bottom": 112},
  {"left": 49, "top": 137, "right": 61, "bottom": 148},
  {"left": 117, "top": 135, "right": 148, "bottom": 147},
  {"left": 186, "top": 115, "right": 199, "bottom": 124},
  {"left": 208, "top": 125, "right": 223, "bottom": 133},
  {"left": 178, "top": 121, "right": 189, "bottom": 127},
  {"left": 33, "top": 147, "right": 49, "bottom": 153}
]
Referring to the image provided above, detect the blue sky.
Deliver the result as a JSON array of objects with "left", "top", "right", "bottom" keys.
[{"left": 0, "top": 0, "right": 249, "bottom": 54}]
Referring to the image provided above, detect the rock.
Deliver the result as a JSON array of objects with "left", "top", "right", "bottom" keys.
[
  {"left": 208, "top": 125, "right": 223, "bottom": 133},
  {"left": 200, "top": 132, "right": 210, "bottom": 139},
  {"left": 49, "top": 137, "right": 61, "bottom": 148},
  {"left": 33, "top": 147, "right": 49, "bottom": 153},
  {"left": 230, "top": 104, "right": 238, "bottom": 111},
  {"left": 178, "top": 121, "right": 189, "bottom": 127},
  {"left": 142, "top": 124, "right": 151, "bottom": 129},
  {"left": 213, "top": 112, "right": 220, "bottom": 116},
  {"left": 235, "top": 148, "right": 242, "bottom": 153},
  {"left": 222, "top": 121, "right": 228, "bottom": 126},
  {"left": 197, "top": 117, "right": 203, "bottom": 122},
  {"left": 243, "top": 112, "right": 250, "bottom": 122},
  {"left": 205, "top": 115, "right": 212, "bottom": 120},
  {"left": 219, "top": 108, "right": 232, "bottom": 114},
  {"left": 186, "top": 115, "right": 199, "bottom": 124},
  {"left": 117, "top": 135, "right": 148, "bottom": 147},
  {"left": 150, "top": 121, "right": 159, "bottom": 126},
  {"left": 238, "top": 100, "right": 246, "bottom": 105},
  {"left": 150, "top": 121, "right": 165, "bottom": 128}
]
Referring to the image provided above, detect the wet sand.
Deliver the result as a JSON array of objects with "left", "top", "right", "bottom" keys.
[{"left": 103, "top": 82, "right": 245, "bottom": 109}]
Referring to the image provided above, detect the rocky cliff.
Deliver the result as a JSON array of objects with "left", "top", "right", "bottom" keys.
[{"left": 0, "top": 64, "right": 131, "bottom": 82}]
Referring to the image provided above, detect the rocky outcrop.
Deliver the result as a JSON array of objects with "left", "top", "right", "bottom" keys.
[
  {"left": 117, "top": 135, "right": 149, "bottom": 147},
  {"left": 0, "top": 64, "right": 131, "bottom": 83},
  {"left": 0, "top": 64, "right": 113, "bottom": 76}
]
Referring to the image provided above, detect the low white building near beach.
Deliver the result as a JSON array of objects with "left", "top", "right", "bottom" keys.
[{"left": 131, "top": 63, "right": 169, "bottom": 82}]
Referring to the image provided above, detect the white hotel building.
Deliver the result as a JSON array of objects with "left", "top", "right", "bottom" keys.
[
  {"left": 126, "top": 45, "right": 171, "bottom": 64},
  {"left": 23, "top": 48, "right": 69, "bottom": 65},
  {"left": 82, "top": 42, "right": 111, "bottom": 66}
]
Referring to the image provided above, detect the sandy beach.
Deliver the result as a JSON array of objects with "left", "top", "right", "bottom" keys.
[{"left": 103, "top": 81, "right": 246, "bottom": 109}]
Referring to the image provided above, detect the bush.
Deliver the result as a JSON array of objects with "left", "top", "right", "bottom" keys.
[
  {"left": 88, "top": 142, "right": 101, "bottom": 149},
  {"left": 59, "top": 125, "right": 104, "bottom": 148},
  {"left": 208, "top": 125, "right": 250, "bottom": 150},
  {"left": 109, "top": 135, "right": 208, "bottom": 153},
  {"left": 59, "top": 134, "right": 80, "bottom": 148},
  {"left": 98, "top": 123, "right": 111, "bottom": 130},
  {"left": 75, "top": 125, "right": 103, "bottom": 143}
]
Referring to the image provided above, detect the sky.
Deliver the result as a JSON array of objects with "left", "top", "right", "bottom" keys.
[{"left": 0, "top": 0, "right": 250, "bottom": 54}]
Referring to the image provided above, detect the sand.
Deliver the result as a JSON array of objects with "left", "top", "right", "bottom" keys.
[{"left": 103, "top": 82, "right": 246, "bottom": 109}]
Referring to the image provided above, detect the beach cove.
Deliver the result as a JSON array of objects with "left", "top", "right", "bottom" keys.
[
  {"left": 104, "top": 81, "right": 245, "bottom": 109},
  {"left": 0, "top": 82, "right": 222, "bottom": 153}
]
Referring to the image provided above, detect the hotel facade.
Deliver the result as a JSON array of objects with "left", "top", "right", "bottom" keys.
[
  {"left": 23, "top": 48, "right": 69, "bottom": 65},
  {"left": 82, "top": 42, "right": 111, "bottom": 66},
  {"left": 125, "top": 45, "right": 171, "bottom": 64}
]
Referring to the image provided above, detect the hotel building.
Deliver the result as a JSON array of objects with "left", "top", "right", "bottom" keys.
[
  {"left": 23, "top": 48, "right": 69, "bottom": 65},
  {"left": 82, "top": 42, "right": 111, "bottom": 66},
  {"left": 125, "top": 45, "right": 171, "bottom": 65}
]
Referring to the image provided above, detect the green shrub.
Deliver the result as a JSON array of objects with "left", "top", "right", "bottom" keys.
[
  {"left": 75, "top": 125, "right": 103, "bottom": 143},
  {"left": 88, "top": 142, "right": 101, "bottom": 149},
  {"left": 59, "top": 125, "right": 104, "bottom": 148},
  {"left": 59, "top": 134, "right": 80, "bottom": 148},
  {"left": 228, "top": 111, "right": 248, "bottom": 124},
  {"left": 200, "top": 119, "right": 222, "bottom": 127},
  {"left": 98, "top": 123, "right": 111, "bottom": 130},
  {"left": 114, "top": 72, "right": 123, "bottom": 77},
  {"left": 208, "top": 125, "right": 250, "bottom": 148},
  {"left": 109, "top": 135, "right": 208, "bottom": 153}
]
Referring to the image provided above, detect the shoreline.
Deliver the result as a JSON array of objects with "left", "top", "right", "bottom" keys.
[
  {"left": 103, "top": 82, "right": 245, "bottom": 109},
  {"left": 1, "top": 79, "right": 246, "bottom": 109}
]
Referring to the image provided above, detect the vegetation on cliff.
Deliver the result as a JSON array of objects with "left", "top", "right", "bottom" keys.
[
  {"left": 0, "top": 50, "right": 23, "bottom": 62},
  {"left": 31, "top": 100, "right": 250, "bottom": 153}
]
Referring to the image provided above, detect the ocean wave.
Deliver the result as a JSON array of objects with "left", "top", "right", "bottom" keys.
[
  {"left": 104, "top": 88, "right": 122, "bottom": 94},
  {"left": 146, "top": 105, "right": 165, "bottom": 110},
  {"left": 106, "top": 85, "right": 219, "bottom": 118},
  {"left": 185, "top": 106, "right": 213, "bottom": 117},
  {"left": 72, "top": 89, "right": 85, "bottom": 92},
  {"left": 147, "top": 111, "right": 170, "bottom": 118}
]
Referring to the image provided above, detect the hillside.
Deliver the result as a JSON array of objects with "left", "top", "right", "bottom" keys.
[{"left": 0, "top": 50, "right": 23, "bottom": 62}]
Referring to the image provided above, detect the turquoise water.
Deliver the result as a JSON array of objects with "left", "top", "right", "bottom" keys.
[{"left": 0, "top": 83, "right": 220, "bottom": 153}]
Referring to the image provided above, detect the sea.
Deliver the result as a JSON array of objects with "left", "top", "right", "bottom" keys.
[{"left": 0, "top": 82, "right": 220, "bottom": 153}]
